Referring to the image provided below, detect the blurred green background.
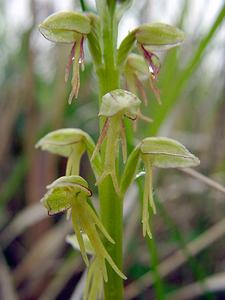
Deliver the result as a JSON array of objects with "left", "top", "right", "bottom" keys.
[{"left": 0, "top": 0, "right": 225, "bottom": 299}]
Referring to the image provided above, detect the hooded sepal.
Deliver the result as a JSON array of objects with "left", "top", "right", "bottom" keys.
[{"left": 36, "top": 128, "right": 102, "bottom": 178}]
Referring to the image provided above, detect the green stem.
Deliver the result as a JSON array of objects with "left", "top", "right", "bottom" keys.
[
  {"left": 146, "top": 235, "right": 165, "bottom": 300},
  {"left": 80, "top": 0, "right": 86, "bottom": 11},
  {"left": 97, "top": 5, "right": 124, "bottom": 300}
]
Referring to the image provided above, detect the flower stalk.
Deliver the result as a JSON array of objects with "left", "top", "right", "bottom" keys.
[{"left": 37, "top": 3, "right": 199, "bottom": 300}]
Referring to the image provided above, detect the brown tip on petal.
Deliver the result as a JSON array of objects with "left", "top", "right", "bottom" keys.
[{"left": 79, "top": 36, "right": 85, "bottom": 72}]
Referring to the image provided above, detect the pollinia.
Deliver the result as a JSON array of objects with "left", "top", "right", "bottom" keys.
[{"left": 36, "top": 1, "right": 199, "bottom": 299}]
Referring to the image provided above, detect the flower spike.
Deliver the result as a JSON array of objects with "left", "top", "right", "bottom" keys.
[{"left": 36, "top": 128, "right": 102, "bottom": 178}]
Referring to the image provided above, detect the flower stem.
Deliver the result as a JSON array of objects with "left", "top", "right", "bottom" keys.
[{"left": 97, "top": 4, "right": 124, "bottom": 299}]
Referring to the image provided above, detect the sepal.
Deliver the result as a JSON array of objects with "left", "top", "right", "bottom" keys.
[
  {"left": 36, "top": 128, "right": 102, "bottom": 177},
  {"left": 39, "top": 11, "right": 91, "bottom": 43},
  {"left": 136, "top": 23, "right": 185, "bottom": 51},
  {"left": 140, "top": 137, "right": 200, "bottom": 168}
]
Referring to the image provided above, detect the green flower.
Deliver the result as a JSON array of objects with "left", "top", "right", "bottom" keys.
[
  {"left": 118, "top": 22, "right": 184, "bottom": 104},
  {"left": 41, "top": 175, "right": 126, "bottom": 280},
  {"left": 36, "top": 128, "right": 101, "bottom": 177},
  {"left": 140, "top": 137, "right": 200, "bottom": 237},
  {"left": 39, "top": 11, "right": 91, "bottom": 103},
  {"left": 136, "top": 23, "right": 185, "bottom": 104},
  {"left": 92, "top": 89, "right": 141, "bottom": 193},
  {"left": 121, "top": 137, "right": 200, "bottom": 238}
]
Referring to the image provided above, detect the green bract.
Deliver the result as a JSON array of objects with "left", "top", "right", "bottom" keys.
[
  {"left": 136, "top": 23, "right": 185, "bottom": 51},
  {"left": 99, "top": 89, "right": 141, "bottom": 119},
  {"left": 140, "top": 137, "right": 200, "bottom": 168},
  {"left": 39, "top": 11, "right": 91, "bottom": 43}
]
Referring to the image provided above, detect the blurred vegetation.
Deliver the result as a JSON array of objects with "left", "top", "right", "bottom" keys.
[{"left": 0, "top": 0, "right": 225, "bottom": 299}]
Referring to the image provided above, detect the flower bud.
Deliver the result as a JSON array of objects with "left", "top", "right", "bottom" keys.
[
  {"left": 39, "top": 11, "right": 91, "bottom": 43},
  {"left": 136, "top": 23, "right": 185, "bottom": 51},
  {"left": 124, "top": 54, "right": 151, "bottom": 106},
  {"left": 125, "top": 53, "right": 149, "bottom": 78},
  {"left": 99, "top": 89, "right": 141, "bottom": 120}
]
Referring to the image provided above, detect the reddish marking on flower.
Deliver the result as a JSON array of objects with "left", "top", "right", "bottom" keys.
[
  {"left": 65, "top": 42, "right": 76, "bottom": 82},
  {"left": 140, "top": 44, "right": 162, "bottom": 104},
  {"left": 79, "top": 36, "right": 85, "bottom": 71},
  {"left": 66, "top": 37, "right": 86, "bottom": 103},
  {"left": 91, "top": 118, "right": 110, "bottom": 161},
  {"left": 141, "top": 45, "right": 160, "bottom": 79}
]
